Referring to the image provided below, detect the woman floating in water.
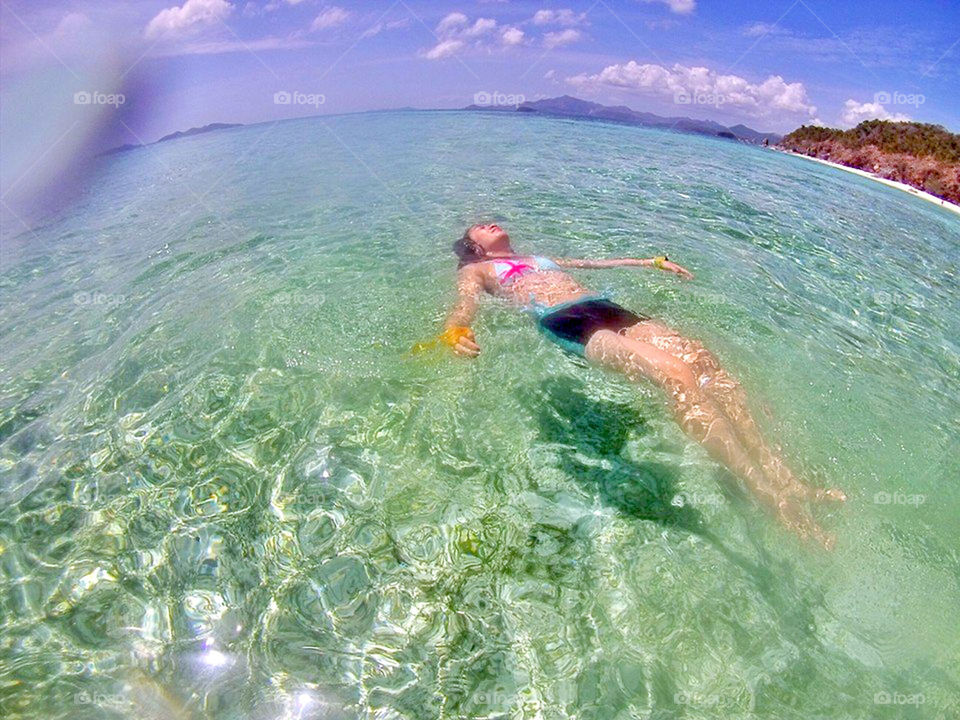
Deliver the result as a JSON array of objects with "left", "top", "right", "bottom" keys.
[{"left": 439, "top": 223, "right": 845, "bottom": 548}]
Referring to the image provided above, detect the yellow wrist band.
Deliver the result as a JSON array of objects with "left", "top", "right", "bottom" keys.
[
  {"left": 439, "top": 326, "right": 471, "bottom": 347},
  {"left": 411, "top": 326, "right": 472, "bottom": 355}
]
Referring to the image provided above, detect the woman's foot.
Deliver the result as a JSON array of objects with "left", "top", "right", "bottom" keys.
[
  {"left": 807, "top": 486, "right": 847, "bottom": 503},
  {"left": 774, "top": 483, "right": 844, "bottom": 549}
]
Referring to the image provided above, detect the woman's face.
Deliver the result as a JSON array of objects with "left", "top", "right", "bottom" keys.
[{"left": 468, "top": 223, "right": 510, "bottom": 253}]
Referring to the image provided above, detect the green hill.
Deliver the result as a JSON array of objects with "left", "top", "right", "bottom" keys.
[{"left": 778, "top": 120, "right": 960, "bottom": 204}]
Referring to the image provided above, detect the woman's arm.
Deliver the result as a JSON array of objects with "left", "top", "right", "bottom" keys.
[
  {"left": 443, "top": 265, "right": 486, "bottom": 356},
  {"left": 553, "top": 256, "right": 694, "bottom": 279}
]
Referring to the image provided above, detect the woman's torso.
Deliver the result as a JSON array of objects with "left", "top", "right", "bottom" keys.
[{"left": 478, "top": 256, "right": 594, "bottom": 314}]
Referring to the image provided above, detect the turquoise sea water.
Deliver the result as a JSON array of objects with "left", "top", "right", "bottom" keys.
[{"left": 1, "top": 110, "right": 958, "bottom": 719}]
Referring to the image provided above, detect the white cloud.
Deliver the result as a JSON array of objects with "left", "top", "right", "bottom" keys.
[
  {"left": 437, "top": 12, "right": 468, "bottom": 35},
  {"left": 310, "top": 6, "right": 350, "bottom": 32},
  {"left": 262, "top": 0, "right": 307, "bottom": 11},
  {"left": 463, "top": 18, "right": 497, "bottom": 37},
  {"left": 646, "top": 18, "right": 679, "bottom": 30},
  {"left": 361, "top": 18, "right": 409, "bottom": 39},
  {"left": 53, "top": 12, "right": 93, "bottom": 39},
  {"left": 543, "top": 29, "right": 582, "bottom": 49},
  {"left": 532, "top": 9, "right": 586, "bottom": 26},
  {"left": 641, "top": 0, "right": 696, "bottom": 15},
  {"left": 501, "top": 27, "right": 525, "bottom": 46},
  {"left": 532, "top": 9, "right": 553, "bottom": 25},
  {"left": 568, "top": 61, "right": 817, "bottom": 119},
  {"left": 3, "top": 10, "right": 97, "bottom": 70},
  {"left": 736, "top": 26, "right": 912, "bottom": 69},
  {"left": 839, "top": 99, "right": 910, "bottom": 127},
  {"left": 741, "top": 22, "right": 790, "bottom": 38},
  {"left": 423, "top": 12, "right": 498, "bottom": 59},
  {"left": 157, "top": 34, "right": 316, "bottom": 55},
  {"left": 145, "top": 0, "right": 232, "bottom": 40},
  {"left": 422, "top": 39, "right": 465, "bottom": 59}
]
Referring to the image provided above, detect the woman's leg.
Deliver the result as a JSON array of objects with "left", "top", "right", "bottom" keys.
[
  {"left": 584, "top": 328, "right": 837, "bottom": 547},
  {"left": 623, "top": 322, "right": 845, "bottom": 504}
]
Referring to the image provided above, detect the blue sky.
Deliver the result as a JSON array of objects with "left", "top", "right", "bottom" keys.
[{"left": 1, "top": 0, "right": 958, "bottom": 156}]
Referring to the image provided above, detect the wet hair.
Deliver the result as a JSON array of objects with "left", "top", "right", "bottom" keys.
[{"left": 452, "top": 225, "right": 486, "bottom": 268}]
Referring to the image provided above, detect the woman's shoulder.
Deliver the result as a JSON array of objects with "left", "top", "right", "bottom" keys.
[
  {"left": 458, "top": 261, "right": 495, "bottom": 286},
  {"left": 462, "top": 258, "right": 500, "bottom": 271}
]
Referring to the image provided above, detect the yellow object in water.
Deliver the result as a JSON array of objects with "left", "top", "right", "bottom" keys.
[{"left": 411, "top": 326, "right": 471, "bottom": 354}]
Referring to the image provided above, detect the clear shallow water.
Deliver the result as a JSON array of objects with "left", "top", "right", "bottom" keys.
[{"left": 1, "top": 110, "right": 958, "bottom": 719}]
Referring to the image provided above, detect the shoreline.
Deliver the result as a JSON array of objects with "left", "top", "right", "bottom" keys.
[{"left": 777, "top": 149, "right": 960, "bottom": 216}]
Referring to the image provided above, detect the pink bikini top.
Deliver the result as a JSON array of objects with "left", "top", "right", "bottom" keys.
[{"left": 490, "top": 255, "right": 561, "bottom": 285}]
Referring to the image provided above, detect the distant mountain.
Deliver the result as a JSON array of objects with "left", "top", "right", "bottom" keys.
[
  {"left": 98, "top": 143, "right": 141, "bottom": 157},
  {"left": 464, "top": 95, "right": 782, "bottom": 145},
  {"left": 156, "top": 122, "right": 242, "bottom": 143},
  {"left": 728, "top": 123, "right": 782, "bottom": 145},
  {"left": 100, "top": 122, "right": 244, "bottom": 156}
]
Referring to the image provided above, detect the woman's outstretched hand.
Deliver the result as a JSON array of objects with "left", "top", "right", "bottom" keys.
[
  {"left": 440, "top": 326, "right": 480, "bottom": 357},
  {"left": 658, "top": 259, "right": 694, "bottom": 279},
  {"left": 411, "top": 326, "right": 480, "bottom": 357},
  {"left": 554, "top": 257, "right": 694, "bottom": 279},
  {"left": 453, "top": 331, "right": 480, "bottom": 357}
]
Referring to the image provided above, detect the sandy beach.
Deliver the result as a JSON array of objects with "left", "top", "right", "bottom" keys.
[{"left": 779, "top": 149, "right": 960, "bottom": 216}]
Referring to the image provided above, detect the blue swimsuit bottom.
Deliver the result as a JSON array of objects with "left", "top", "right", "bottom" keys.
[{"left": 536, "top": 296, "right": 650, "bottom": 357}]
